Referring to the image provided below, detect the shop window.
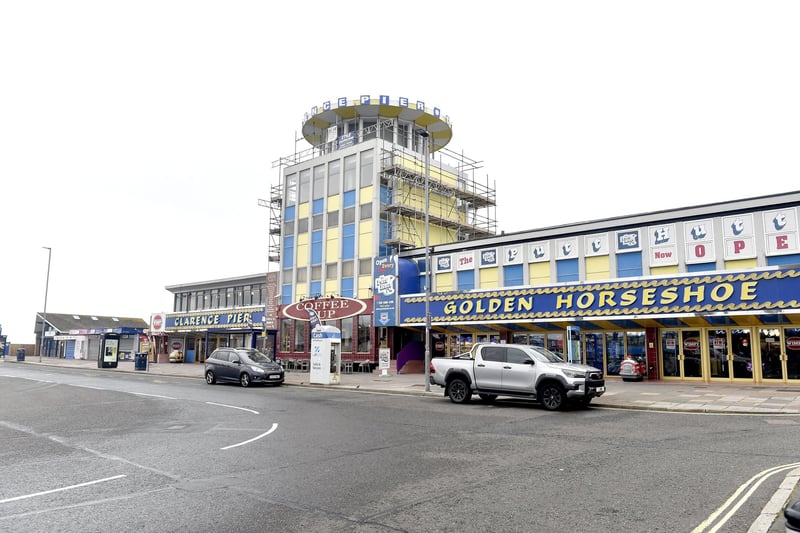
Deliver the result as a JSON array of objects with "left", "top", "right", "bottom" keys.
[
  {"left": 280, "top": 320, "right": 291, "bottom": 352},
  {"left": 357, "top": 315, "right": 371, "bottom": 352},
  {"left": 604, "top": 332, "right": 624, "bottom": 375},
  {"left": 294, "top": 321, "right": 306, "bottom": 352},
  {"left": 341, "top": 317, "right": 353, "bottom": 353}
]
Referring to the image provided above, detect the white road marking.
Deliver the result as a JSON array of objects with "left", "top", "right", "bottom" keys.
[
  {"left": 221, "top": 424, "right": 279, "bottom": 450},
  {"left": 693, "top": 462, "right": 800, "bottom": 532},
  {"left": 0, "top": 475, "right": 126, "bottom": 504},
  {"left": 206, "top": 401, "right": 259, "bottom": 415}
]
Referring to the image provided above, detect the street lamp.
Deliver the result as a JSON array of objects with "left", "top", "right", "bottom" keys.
[
  {"left": 40, "top": 246, "right": 51, "bottom": 362},
  {"left": 418, "top": 130, "right": 432, "bottom": 392}
]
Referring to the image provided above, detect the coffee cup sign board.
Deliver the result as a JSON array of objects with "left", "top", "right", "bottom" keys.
[{"left": 379, "top": 348, "right": 390, "bottom": 370}]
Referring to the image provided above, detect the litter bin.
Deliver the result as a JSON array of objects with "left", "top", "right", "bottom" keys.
[
  {"left": 134, "top": 352, "right": 148, "bottom": 371},
  {"left": 16, "top": 348, "right": 25, "bottom": 361}
]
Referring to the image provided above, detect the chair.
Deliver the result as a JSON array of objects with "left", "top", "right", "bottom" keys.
[
  {"left": 284, "top": 359, "right": 296, "bottom": 372},
  {"left": 359, "top": 361, "right": 372, "bottom": 373},
  {"left": 298, "top": 359, "right": 309, "bottom": 372},
  {"left": 342, "top": 360, "right": 354, "bottom": 374}
]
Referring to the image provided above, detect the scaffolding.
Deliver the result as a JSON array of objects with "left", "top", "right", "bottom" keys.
[{"left": 379, "top": 145, "right": 496, "bottom": 252}]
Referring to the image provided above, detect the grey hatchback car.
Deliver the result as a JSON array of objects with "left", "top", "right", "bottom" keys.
[{"left": 204, "top": 347, "right": 284, "bottom": 387}]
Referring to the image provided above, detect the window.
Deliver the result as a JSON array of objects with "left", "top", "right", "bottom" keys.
[
  {"left": 298, "top": 168, "right": 310, "bottom": 204},
  {"left": 357, "top": 315, "right": 371, "bottom": 352},
  {"left": 311, "top": 265, "right": 322, "bottom": 281},
  {"left": 343, "top": 206, "right": 356, "bottom": 224},
  {"left": 360, "top": 202, "right": 372, "bottom": 220},
  {"left": 359, "top": 258, "right": 372, "bottom": 275},
  {"left": 297, "top": 218, "right": 308, "bottom": 233},
  {"left": 285, "top": 173, "right": 297, "bottom": 206},
  {"left": 211, "top": 289, "right": 220, "bottom": 308},
  {"left": 482, "top": 345, "right": 505, "bottom": 362},
  {"left": 296, "top": 268, "right": 307, "bottom": 282},
  {"left": 312, "top": 213, "right": 323, "bottom": 230},
  {"left": 362, "top": 120, "right": 376, "bottom": 140},
  {"left": 360, "top": 149, "right": 373, "bottom": 187},
  {"left": 328, "top": 160, "right": 340, "bottom": 195},
  {"left": 344, "top": 154, "right": 357, "bottom": 191},
  {"left": 242, "top": 285, "right": 252, "bottom": 306},
  {"left": 341, "top": 261, "right": 354, "bottom": 277},
  {"left": 226, "top": 287, "right": 234, "bottom": 307},
  {"left": 326, "top": 262, "right": 338, "bottom": 280},
  {"left": 397, "top": 123, "right": 409, "bottom": 148},
  {"left": 283, "top": 220, "right": 294, "bottom": 234},
  {"left": 313, "top": 165, "right": 325, "bottom": 200},
  {"left": 327, "top": 210, "right": 339, "bottom": 227},
  {"left": 616, "top": 252, "right": 643, "bottom": 278}
]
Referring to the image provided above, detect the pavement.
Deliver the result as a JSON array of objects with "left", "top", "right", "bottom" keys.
[{"left": 2, "top": 354, "right": 800, "bottom": 532}]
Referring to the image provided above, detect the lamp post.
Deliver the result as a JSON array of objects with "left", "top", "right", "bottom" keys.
[
  {"left": 418, "top": 131, "right": 432, "bottom": 392},
  {"left": 40, "top": 246, "right": 51, "bottom": 362}
]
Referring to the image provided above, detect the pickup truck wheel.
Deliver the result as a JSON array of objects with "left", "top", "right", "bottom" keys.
[
  {"left": 478, "top": 394, "right": 497, "bottom": 403},
  {"left": 447, "top": 378, "right": 472, "bottom": 404},
  {"left": 539, "top": 383, "right": 565, "bottom": 411}
]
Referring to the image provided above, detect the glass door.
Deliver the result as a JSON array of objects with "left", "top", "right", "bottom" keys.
[
  {"left": 680, "top": 330, "right": 703, "bottom": 379},
  {"left": 708, "top": 330, "right": 729, "bottom": 379}
]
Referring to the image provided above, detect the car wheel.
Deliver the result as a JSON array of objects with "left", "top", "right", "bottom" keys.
[
  {"left": 240, "top": 373, "right": 251, "bottom": 388},
  {"left": 205, "top": 370, "right": 216, "bottom": 384},
  {"left": 478, "top": 394, "right": 497, "bottom": 403},
  {"left": 539, "top": 382, "right": 565, "bottom": 411},
  {"left": 446, "top": 378, "right": 472, "bottom": 404}
]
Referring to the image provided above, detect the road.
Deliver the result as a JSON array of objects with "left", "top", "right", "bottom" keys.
[{"left": 1, "top": 365, "right": 798, "bottom": 532}]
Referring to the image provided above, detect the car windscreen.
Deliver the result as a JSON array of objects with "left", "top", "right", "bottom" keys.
[
  {"left": 527, "top": 346, "right": 566, "bottom": 363},
  {"left": 241, "top": 350, "right": 272, "bottom": 364}
]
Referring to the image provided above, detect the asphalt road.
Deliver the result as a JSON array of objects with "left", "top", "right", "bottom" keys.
[{"left": 1, "top": 365, "right": 798, "bottom": 532}]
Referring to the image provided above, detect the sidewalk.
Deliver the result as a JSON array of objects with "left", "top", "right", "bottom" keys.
[{"left": 4, "top": 355, "right": 800, "bottom": 414}]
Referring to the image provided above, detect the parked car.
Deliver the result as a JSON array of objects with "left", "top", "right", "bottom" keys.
[
  {"left": 169, "top": 349, "right": 184, "bottom": 363},
  {"left": 204, "top": 347, "right": 284, "bottom": 387}
]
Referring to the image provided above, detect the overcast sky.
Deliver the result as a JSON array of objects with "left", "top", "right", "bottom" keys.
[{"left": 2, "top": 1, "right": 799, "bottom": 345}]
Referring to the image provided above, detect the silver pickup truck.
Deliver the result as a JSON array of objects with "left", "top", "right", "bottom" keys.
[{"left": 429, "top": 343, "right": 605, "bottom": 410}]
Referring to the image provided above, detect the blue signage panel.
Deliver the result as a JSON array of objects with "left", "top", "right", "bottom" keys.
[
  {"left": 165, "top": 307, "right": 265, "bottom": 331},
  {"left": 400, "top": 268, "right": 800, "bottom": 324},
  {"left": 373, "top": 256, "right": 398, "bottom": 326}
]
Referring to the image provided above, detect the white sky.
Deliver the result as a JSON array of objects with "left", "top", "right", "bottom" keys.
[{"left": 2, "top": 1, "right": 799, "bottom": 345}]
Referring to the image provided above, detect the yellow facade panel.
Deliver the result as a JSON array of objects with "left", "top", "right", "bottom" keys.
[
  {"left": 585, "top": 256, "right": 610, "bottom": 280},
  {"left": 650, "top": 265, "right": 679, "bottom": 276},
  {"left": 529, "top": 262, "right": 550, "bottom": 285},
  {"left": 328, "top": 194, "right": 340, "bottom": 212},
  {"left": 724, "top": 258, "right": 758, "bottom": 270},
  {"left": 357, "top": 275, "right": 372, "bottom": 299},
  {"left": 436, "top": 272, "right": 453, "bottom": 292},
  {"left": 359, "top": 220, "right": 373, "bottom": 257},
  {"left": 326, "top": 230, "right": 340, "bottom": 263},
  {"left": 296, "top": 243, "right": 308, "bottom": 267},
  {"left": 480, "top": 267, "right": 498, "bottom": 288},
  {"left": 298, "top": 203, "right": 309, "bottom": 219}
]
